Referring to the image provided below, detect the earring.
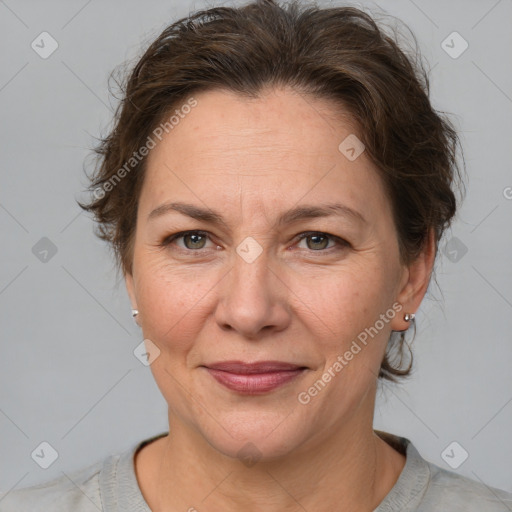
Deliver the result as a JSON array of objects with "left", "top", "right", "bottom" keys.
[
  {"left": 131, "top": 309, "right": 140, "bottom": 326},
  {"left": 404, "top": 313, "right": 415, "bottom": 322}
]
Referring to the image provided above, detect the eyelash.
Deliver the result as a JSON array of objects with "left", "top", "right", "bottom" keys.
[{"left": 160, "top": 230, "right": 350, "bottom": 254}]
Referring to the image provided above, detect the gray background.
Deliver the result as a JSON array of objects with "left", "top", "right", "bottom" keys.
[{"left": 1, "top": 0, "right": 511, "bottom": 496}]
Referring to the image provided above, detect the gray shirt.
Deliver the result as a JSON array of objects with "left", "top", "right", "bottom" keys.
[{"left": 1, "top": 431, "right": 511, "bottom": 511}]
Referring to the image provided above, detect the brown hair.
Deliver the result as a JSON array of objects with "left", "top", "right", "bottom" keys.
[{"left": 80, "top": 0, "right": 465, "bottom": 382}]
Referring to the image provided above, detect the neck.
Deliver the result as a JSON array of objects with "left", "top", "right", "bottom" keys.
[{"left": 136, "top": 406, "right": 405, "bottom": 511}]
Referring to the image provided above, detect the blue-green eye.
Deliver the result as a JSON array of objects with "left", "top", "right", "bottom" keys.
[
  {"left": 181, "top": 232, "right": 208, "bottom": 249},
  {"left": 163, "top": 230, "right": 213, "bottom": 250},
  {"left": 295, "top": 231, "right": 349, "bottom": 251},
  {"left": 161, "top": 230, "right": 349, "bottom": 253}
]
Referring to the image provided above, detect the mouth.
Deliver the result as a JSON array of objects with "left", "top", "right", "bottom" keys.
[{"left": 201, "top": 360, "right": 308, "bottom": 395}]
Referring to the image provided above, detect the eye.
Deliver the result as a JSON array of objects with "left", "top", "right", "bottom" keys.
[
  {"left": 295, "top": 231, "right": 349, "bottom": 252},
  {"left": 161, "top": 230, "right": 349, "bottom": 254},
  {"left": 162, "top": 230, "right": 216, "bottom": 251}
]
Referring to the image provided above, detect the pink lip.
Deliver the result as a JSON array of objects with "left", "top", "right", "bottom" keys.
[{"left": 203, "top": 361, "right": 307, "bottom": 394}]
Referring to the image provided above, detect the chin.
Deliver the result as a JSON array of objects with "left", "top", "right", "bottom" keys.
[{"left": 197, "top": 408, "right": 309, "bottom": 463}]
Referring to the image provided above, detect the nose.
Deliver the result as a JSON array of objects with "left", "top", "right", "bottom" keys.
[{"left": 214, "top": 247, "right": 291, "bottom": 340}]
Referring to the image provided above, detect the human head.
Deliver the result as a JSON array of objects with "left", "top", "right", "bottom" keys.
[{"left": 81, "top": 0, "right": 464, "bottom": 387}]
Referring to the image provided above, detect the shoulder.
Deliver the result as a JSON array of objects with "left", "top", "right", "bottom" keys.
[
  {"left": 375, "top": 431, "right": 512, "bottom": 512},
  {"left": 0, "top": 459, "right": 104, "bottom": 512},
  {"left": 0, "top": 433, "right": 166, "bottom": 512},
  {"left": 422, "top": 462, "right": 512, "bottom": 511}
]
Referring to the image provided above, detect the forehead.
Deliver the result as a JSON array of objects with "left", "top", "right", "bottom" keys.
[
  {"left": 150, "top": 87, "right": 355, "bottom": 161},
  {"left": 139, "top": 87, "right": 391, "bottom": 224}
]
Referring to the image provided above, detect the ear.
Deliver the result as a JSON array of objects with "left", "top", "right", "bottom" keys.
[
  {"left": 125, "top": 271, "right": 138, "bottom": 311},
  {"left": 391, "top": 228, "right": 436, "bottom": 331}
]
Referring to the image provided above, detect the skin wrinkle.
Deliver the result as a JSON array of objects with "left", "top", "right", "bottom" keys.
[{"left": 126, "top": 87, "right": 434, "bottom": 512}]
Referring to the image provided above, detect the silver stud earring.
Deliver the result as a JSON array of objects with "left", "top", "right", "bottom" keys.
[
  {"left": 404, "top": 313, "right": 415, "bottom": 322},
  {"left": 131, "top": 309, "right": 140, "bottom": 325}
]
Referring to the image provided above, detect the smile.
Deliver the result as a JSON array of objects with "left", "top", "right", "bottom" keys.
[{"left": 202, "top": 361, "right": 308, "bottom": 395}]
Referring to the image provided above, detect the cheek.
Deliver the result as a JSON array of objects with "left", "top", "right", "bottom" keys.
[
  {"left": 135, "top": 258, "right": 220, "bottom": 350},
  {"left": 294, "top": 260, "right": 396, "bottom": 384},
  {"left": 290, "top": 260, "right": 389, "bottom": 337}
]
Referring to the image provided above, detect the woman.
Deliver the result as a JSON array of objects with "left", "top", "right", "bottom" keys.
[{"left": 2, "top": 1, "right": 511, "bottom": 511}]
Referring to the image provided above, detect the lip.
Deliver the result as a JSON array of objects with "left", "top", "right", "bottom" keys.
[
  {"left": 202, "top": 360, "right": 307, "bottom": 395},
  {"left": 205, "top": 360, "right": 305, "bottom": 373}
]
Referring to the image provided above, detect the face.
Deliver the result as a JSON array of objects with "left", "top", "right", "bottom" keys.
[{"left": 126, "top": 87, "right": 429, "bottom": 460}]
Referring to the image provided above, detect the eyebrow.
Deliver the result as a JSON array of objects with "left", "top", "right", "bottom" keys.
[{"left": 148, "top": 201, "right": 367, "bottom": 227}]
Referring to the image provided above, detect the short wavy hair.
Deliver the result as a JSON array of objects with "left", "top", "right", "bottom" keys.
[{"left": 80, "top": 0, "right": 465, "bottom": 383}]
